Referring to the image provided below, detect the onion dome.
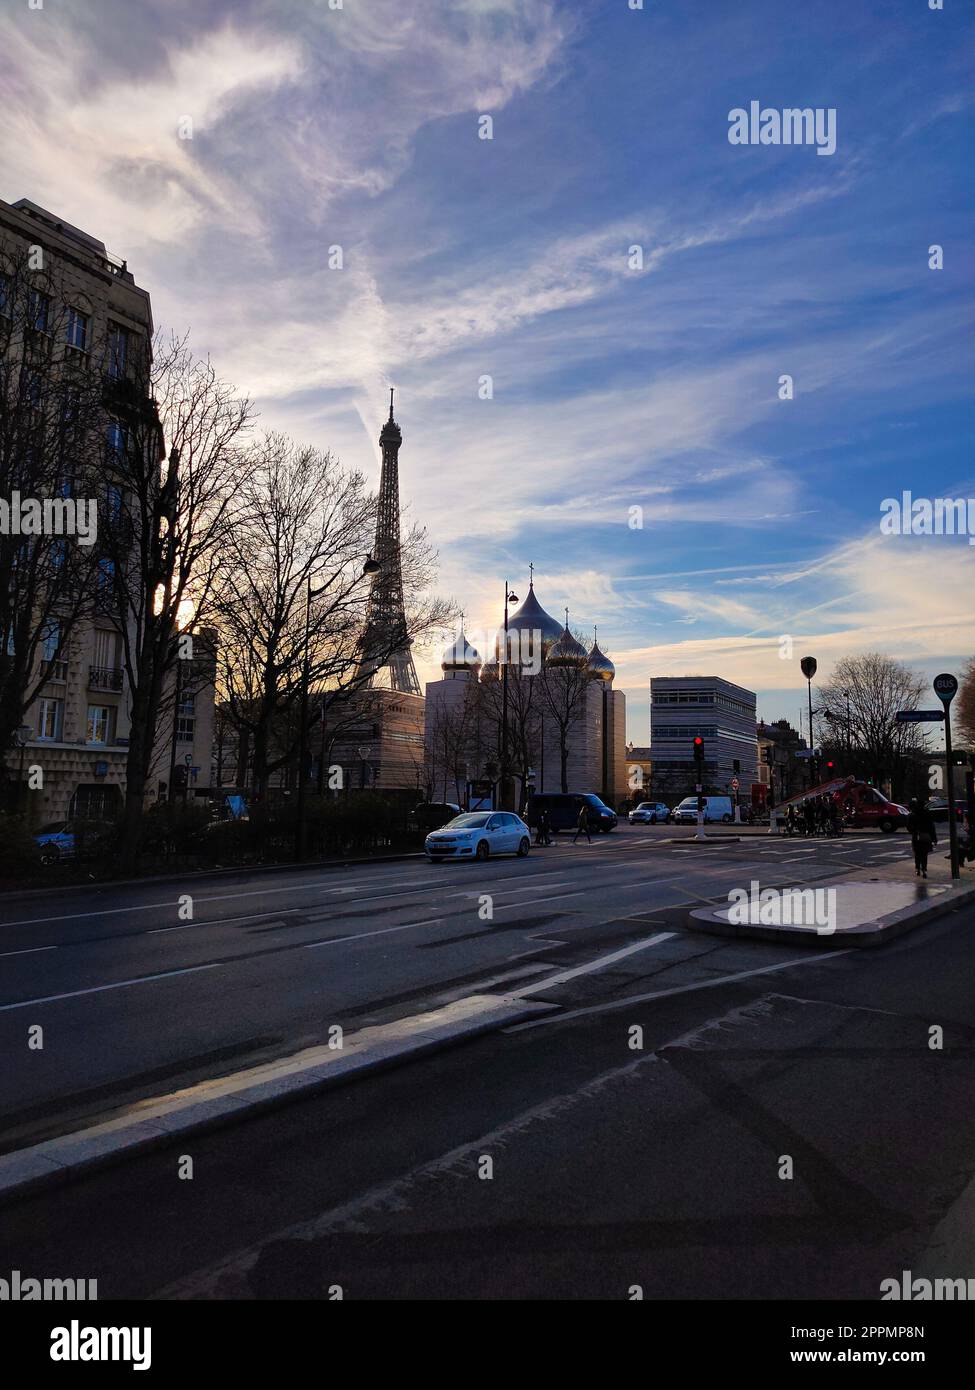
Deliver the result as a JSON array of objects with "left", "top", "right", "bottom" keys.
[
  {"left": 505, "top": 582, "right": 563, "bottom": 650},
  {"left": 546, "top": 612, "right": 588, "bottom": 668},
  {"left": 441, "top": 628, "right": 481, "bottom": 674},
  {"left": 587, "top": 629, "right": 615, "bottom": 682}
]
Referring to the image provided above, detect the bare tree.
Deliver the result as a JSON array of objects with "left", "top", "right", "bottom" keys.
[
  {"left": 0, "top": 249, "right": 105, "bottom": 779},
  {"left": 817, "top": 653, "right": 928, "bottom": 785},
  {"left": 214, "top": 434, "right": 449, "bottom": 800},
  {"left": 101, "top": 334, "right": 253, "bottom": 862},
  {"left": 538, "top": 634, "right": 593, "bottom": 793},
  {"left": 956, "top": 657, "right": 975, "bottom": 747}
]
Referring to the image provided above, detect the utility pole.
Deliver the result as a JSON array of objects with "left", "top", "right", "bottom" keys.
[{"left": 934, "top": 673, "right": 961, "bottom": 880}]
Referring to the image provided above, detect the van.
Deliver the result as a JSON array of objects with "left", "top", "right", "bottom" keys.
[
  {"left": 673, "top": 795, "right": 734, "bottom": 824},
  {"left": 525, "top": 792, "right": 617, "bottom": 834}
]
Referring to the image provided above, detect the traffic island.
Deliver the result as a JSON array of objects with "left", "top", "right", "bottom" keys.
[{"left": 687, "top": 877, "right": 975, "bottom": 948}]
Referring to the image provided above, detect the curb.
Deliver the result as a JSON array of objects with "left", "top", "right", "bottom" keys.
[
  {"left": 0, "top": 993, "right": 554, "bottom": 1207},
  {"left": 686, "top": 879, "right": 975, "bottom": 949}
]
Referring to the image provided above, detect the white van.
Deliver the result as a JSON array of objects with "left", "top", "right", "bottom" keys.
[{"left": 673, "top": 795, "right": 734, "bottom": 824}]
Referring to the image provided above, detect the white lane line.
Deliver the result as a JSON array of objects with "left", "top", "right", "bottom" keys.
[
  {"left": 0, "top": 963, "right": 222, "bottom": 1013},
  {"left": 0, "top": 944, "right": 58, "bottom": 959},
  {"left": 496, "top": 891, "right": 585, "bottom": 910},
  {"left": 508, "top": 932, "right": 676, "bottom": 995},
  {"left": 0, "top": 878, "right": 354, "bottom": 929},
  {"left": 303, "top": 918, "right": 443, "bottom": 948},
  {"left": 148, "top": 909, "right": 302, "bottom": 935},
  {"left": 505, "top": 947, "right": 853, "bottom": 1032}
]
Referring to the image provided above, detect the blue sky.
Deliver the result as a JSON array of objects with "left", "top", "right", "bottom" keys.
[{"left": 2, "top": 0, "right": 972, "bottom": 742}]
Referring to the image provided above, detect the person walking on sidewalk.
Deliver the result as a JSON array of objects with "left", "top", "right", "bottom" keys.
[
  {"left": 907, "top": 797, "right": 937, "bottom": 878},
  {"left": 573, "top": 802, "right": 591, "bottom": 844}
]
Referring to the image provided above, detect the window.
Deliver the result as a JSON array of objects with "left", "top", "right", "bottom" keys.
[
  {"left": 37, "top": 698, "right": 63, "bottom": 741},
  {"left": 66, "top": 307, "right": 89, "bottom": 351},
  {"left": 175, "top": 717, "right": 195, "bottom": 743},
  {"left": 96, "top": 558, "right": 115, "bottom": 600},
  {"left": 42, "top": 622, "right": 61, "bottom": 661},
  {"left": 106, "top": 484, "right": 124, "bottom": 523},
  {"left": 106, "top": 419, "right": 126, "bottom": 460},
  {"left": 28, "top": 288, "right": 50, "bottom": 333},
  {"left": 107, "top": 322, "right": 128, "bottom": 378},
  {"left": 86, "top": 705, "right": 114, "bottom": 744}
]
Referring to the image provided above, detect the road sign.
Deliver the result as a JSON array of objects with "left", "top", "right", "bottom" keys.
[
  {"left": 896, "top": 710, "right": 945, "bottom": 723},
  {"left": 800, "top": 656, "right": 817, "bottom": 680},
  {"left": 184, "top": 753, "right": 193, "bottom": 766},
  {"left": 934, "top": 672, "right": 958, "bottom": 704},
  {"left": 731, "top": 776, "right": 740, "bottom": 790},
  {"left": 794, "top": 749, "right": 819, "bottom": 759}
]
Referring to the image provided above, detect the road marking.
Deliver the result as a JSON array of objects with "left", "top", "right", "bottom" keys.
[
  {"left": 148, "top": 909, "right": 302, "bottom": 935},
  {"left": 0, "top": 963, "right": 222, "bottom": 1012},
  {"left": 0, "top": 878, "right": 349, "bottom": 929},
  {"left": 303, "top": 918, "right": 443, "bottom": 948},
  {"left": 0, "top": 944, "right": 58, "bottom": 959},
  {"left": 510, "top": 932, "right": 675, "bottom": 996},
  {"left": 505, "top": 947, "right": 853, "bottom": 1031},
  {"left": 496, "top": 891, "right": 585, "bottom": 910}
]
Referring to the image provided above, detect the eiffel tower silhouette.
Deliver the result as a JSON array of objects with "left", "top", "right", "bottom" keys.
[{"left": 360, "top": 390, "right": 420, "bottom": 694}]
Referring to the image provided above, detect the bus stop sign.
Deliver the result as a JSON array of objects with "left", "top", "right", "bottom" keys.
[{"left": 934, "top": 673, "right": 958, "bottom": 704}]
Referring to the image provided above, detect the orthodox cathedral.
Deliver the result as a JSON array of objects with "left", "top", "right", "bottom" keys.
[{"left": 424, "top": 578, "right": 627, "bottom": 809}]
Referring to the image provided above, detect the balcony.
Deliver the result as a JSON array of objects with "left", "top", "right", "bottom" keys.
[{"left": 89, "top": 665, "right": 123, "bottom": 692}]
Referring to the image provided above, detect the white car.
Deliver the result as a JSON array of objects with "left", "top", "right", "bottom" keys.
[
  {"left": 628, "top": 801, "right": 671, "bottom": 824},
  {"left": 425, "top": 811, "right": 531, "bottom": 862}
]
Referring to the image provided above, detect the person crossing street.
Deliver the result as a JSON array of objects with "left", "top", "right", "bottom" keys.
[{"left": 572, "top": 802, "right": 592, "bottom": 844}]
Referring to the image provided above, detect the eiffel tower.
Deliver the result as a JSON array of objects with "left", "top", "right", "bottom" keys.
[{"left": 360, "top": 389, "right": 420, "bottom": 694}]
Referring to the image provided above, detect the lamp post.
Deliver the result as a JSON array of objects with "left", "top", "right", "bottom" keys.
[
  {"left": 13, "top": 724, "right": 32, "bottom": 814},
  {"left": 296, "top": 553, "right": 381, "bottom": 860},
  {"left": 499, "top": 581, "right": 519, "bottom": 811},
  {"left": 800, "top": 656, "right": 817, "bottom": 788}
]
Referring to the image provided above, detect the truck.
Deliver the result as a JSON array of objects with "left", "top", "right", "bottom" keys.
[{"left": 771, "top": 776, "right": 909, "bottom": 833}]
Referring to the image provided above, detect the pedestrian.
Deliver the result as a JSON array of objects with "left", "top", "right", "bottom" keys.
[
  {"left": 536, "top": 808, "right": 551, "bottom": 847},
  {"left": 907, "top": 797, "right": 937, "bottom": 878},
  {"left": 572, "top": 802, "right": 591, "bottom": 844}
]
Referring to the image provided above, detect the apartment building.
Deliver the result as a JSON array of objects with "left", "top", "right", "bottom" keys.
[{"left": 0, "top": 197, "right": 213, "bottom": 823}]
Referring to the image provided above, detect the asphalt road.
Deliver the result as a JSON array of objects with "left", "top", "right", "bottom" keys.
[
  {"left": 0, "top": 825, "right": 973, "bottom": 1300},
  {"left": 0, "top": 826, "right": 921, "bottom": 1150}
]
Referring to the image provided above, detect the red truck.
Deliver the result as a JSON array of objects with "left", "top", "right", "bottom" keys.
[{"left": 774, "top": 776, "right": 909, "bottom": 833}]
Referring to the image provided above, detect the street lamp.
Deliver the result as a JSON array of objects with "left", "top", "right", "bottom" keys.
[
  {"left": 295, "top": 553, "right": 381, "bottom": 860},
  {"left": 800, "top": 656, "right": 817, "bottom": 788},
  {"left": 499, "top": 582, "right": 518, "bottom": 811},
  {"left": 13, "top": 724, "right": 32, "bottom": 812}
]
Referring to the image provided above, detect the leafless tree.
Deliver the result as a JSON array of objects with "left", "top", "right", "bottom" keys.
[
  {"left": 538, "top": 635, "right": 593, "bottom": 793},
  {"left": 956, "top": 657, "right": 975, "bottom": 747},
  {"left": 817, "top": 652, "right": 929, "bottom": 783},
  {"left": 214, "top": 434, "right": 449, "bottom": 800},
  {"left": 101, "top": 333, "right": 254, "bottom": 862}
]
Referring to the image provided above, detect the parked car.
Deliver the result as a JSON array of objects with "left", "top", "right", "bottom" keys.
[
  {"left": 628, "top": 801, "right": 671, "bottom": 825},
  {"left": 672, "top": 795, "right": 734, "bottom": 825},
  {"left": 425, "top": 811, "right": 531, "bottom": 861},
  {"left": 33, "top": 819, "right": 115, "bottom": 865},
  {"left": 524, "top": 793, "right": 617, "bottom": 834},
  {"left": 410, "top": 802, "right": 462, "bottom": 833},
  {"left": 928, "top": 798, "right": 966, "bottom": 825}
]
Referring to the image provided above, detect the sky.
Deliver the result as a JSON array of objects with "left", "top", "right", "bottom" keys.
[{"left": 1, "top": 0, "right": 972, "bottom": 745}]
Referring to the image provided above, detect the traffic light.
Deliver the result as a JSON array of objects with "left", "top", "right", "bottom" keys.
[
  {"left": 733, "top": 758, "right": 741, "bottom": 774},
  {"left": 692, "top": 736, "right": 704, "bottom": 765},
  {"left": 762, "top": 746, "right": 774, "bottom": 766},
  {"left": 825, "top": 760, "right": 835, "bottom": 773}
]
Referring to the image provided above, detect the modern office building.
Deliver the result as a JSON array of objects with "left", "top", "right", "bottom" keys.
[{"left": 649, "top": 675, "right": 757, "bottom": 798}]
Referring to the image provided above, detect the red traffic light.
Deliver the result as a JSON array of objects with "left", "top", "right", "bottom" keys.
[
  {"left": 693, "top": 736, "right": 703, "bottom": 747},
  {"left": 826, "top": 761, "right": 835, "bottom": 771}
]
